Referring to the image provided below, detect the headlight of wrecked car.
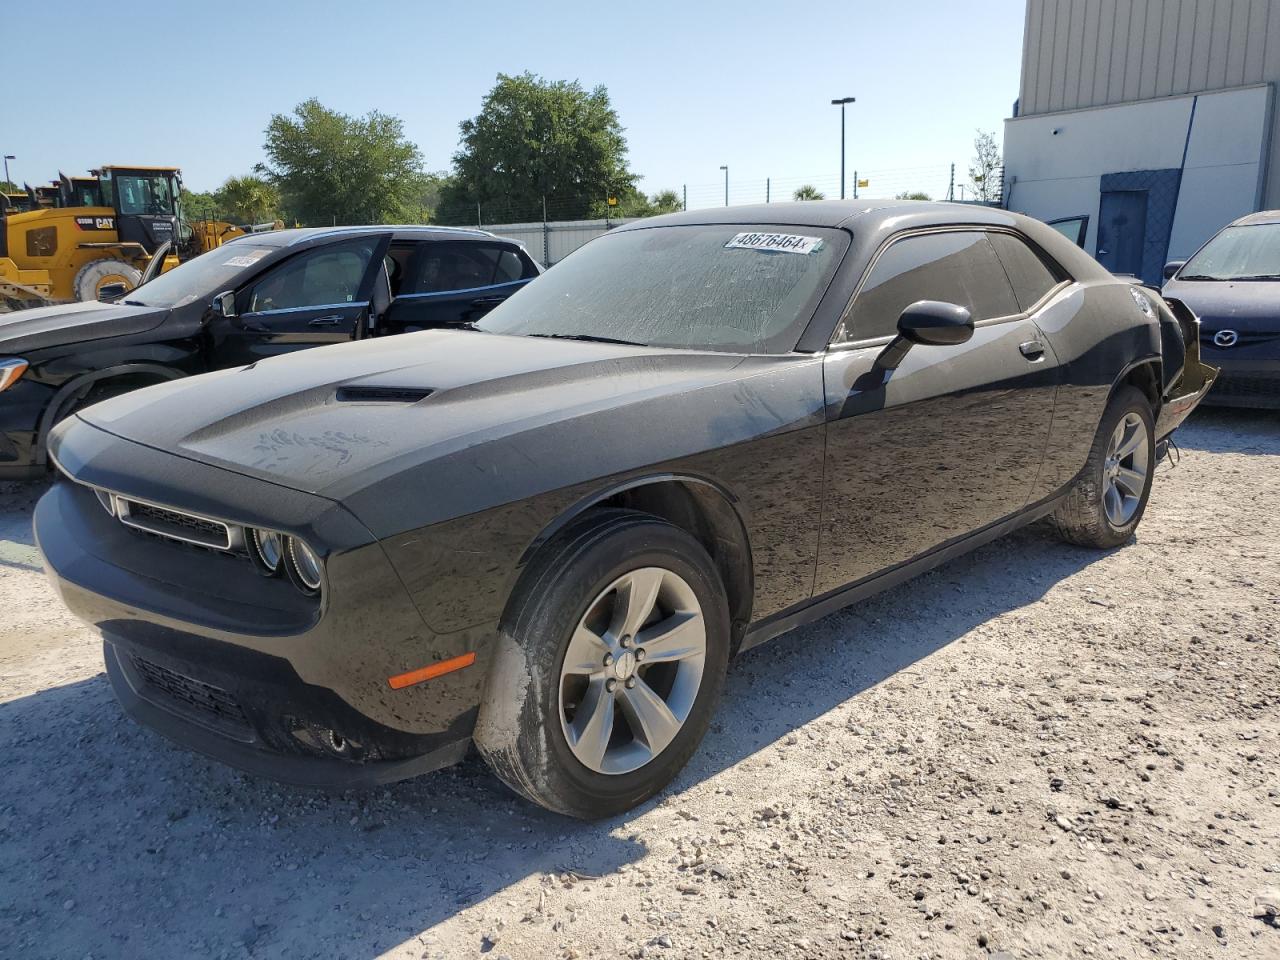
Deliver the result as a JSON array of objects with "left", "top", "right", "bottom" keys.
[
  {"left": 0, "top": 358, "right": 29, "bottom": 393},
  {"left": 249, "top": 526, "right": 322, "bottom": 596}
]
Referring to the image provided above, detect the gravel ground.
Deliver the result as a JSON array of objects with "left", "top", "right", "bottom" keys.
[{"left": 1, "top": 408, "right": 1277, "bottom": 960}]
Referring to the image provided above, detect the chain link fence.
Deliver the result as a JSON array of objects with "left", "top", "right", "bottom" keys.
[{"left": 428, "top": 164, "right": 1006, "bottom": 266}]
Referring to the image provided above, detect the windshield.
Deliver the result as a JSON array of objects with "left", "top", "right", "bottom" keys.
[
  {"left": 476, "top": 223, "right": 848, "bottom": 353},
  {"left": 1179, "top": 223, "right": 1280, "bottom": 280},
  {"left": 113, "top": 173, "right": 177, "bottom": 216},
  {"left": 125, "top": 244, "right": 276, "bottom": 309}
]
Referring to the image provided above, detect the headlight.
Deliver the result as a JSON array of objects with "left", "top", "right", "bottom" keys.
[
  {"left": 249, "top": 528, "right": 284, "bottom": 574},
  {"left": 0, "top": 358, "right": 28, "bottom": 393},
  {"left": 285, "top": 537, "right": 323, "bottom": 594}
]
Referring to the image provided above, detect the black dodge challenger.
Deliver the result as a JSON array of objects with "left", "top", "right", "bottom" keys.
[{"left": 36, "top": 201, "right": 1216, "bottom": 818}]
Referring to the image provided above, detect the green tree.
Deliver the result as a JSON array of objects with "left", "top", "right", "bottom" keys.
[
  {"left": 180, "top": 188, "right": 219, "bottom": 221},
  {"left": 442, "top": 72, "right": 636, "bottom": 223},
  {"left": 793, "top": 185, "right": 825, "bottom": 201},
  {"left": 1, "top": 180, "right": 17, "bottom": 194},
  {"left": 895, "top": 191, "right": 932, "bottom": 201},
  {"left": 592, "top": 187, "right": 683, "bottom": 219},
  {"left": 968, "top": 129, "right": 1001, "bottom": 203},
  {"left": 260, "top": 98, "right": 426, "bottom": 225},
  {"left": 216, "top": 175, "right": 281, "bottom": 225}
]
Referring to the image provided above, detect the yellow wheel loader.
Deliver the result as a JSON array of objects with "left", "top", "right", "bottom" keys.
[{"left": 0, "top": 165, "right": 183, "bottom": 308}]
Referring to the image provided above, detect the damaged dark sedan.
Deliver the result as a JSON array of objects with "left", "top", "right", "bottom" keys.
[{"left": 36, "top": 200, "right": 1216, "bottom": 818}]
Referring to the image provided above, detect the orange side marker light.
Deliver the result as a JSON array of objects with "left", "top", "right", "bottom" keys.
[{"left": 387, "top": 651, "right": 476, "bottom": 689}]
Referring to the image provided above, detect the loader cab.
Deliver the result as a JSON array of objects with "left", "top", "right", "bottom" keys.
[
  {"left": 97, "top": 166, "right": 181, "bottom": 255},
  {"left": 58, "top": 174, "right": 104, "bottom": 208}
]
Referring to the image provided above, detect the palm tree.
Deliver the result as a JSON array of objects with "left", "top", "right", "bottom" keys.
[
  {"left": 217, "top": 175, "right": 281, "bottom": 225},
  {"left": 792, "top": 185, "right": 825, "bottom": 201}
]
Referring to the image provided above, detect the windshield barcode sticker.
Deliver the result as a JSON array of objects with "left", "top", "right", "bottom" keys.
[
  {"left": 222, "top": 249, "right": 271, "bottom": 268},
  {"left": 725, "top": 232, "right": 822, "bottom": 255}
]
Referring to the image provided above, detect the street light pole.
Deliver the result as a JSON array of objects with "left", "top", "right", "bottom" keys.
[
  {"left": 2, "top": 155, "right": 13, "bottom": 191},
  {"left": 719, "top": 165, "right": 728, "bottom": 207},
  {"left": 830, "top": 97, "right": 855, "bottom": 199}
]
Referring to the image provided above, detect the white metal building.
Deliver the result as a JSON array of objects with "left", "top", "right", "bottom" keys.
[{"left": 1003, "top": 0, "right": 1279, "bottom": 283}]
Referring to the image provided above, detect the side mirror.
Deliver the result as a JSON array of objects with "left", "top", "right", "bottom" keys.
[
  {"left": 98, "top": 282, "right": 128, "bottom": 302},
  {"left": 212, "top": 290, "right": 237, "bottom": 318},
  {"left": 876, "top": 300, "right": 973, "bottom": 371},
  {"left": 1162, "top": 260, "right": 1186, "bottom": 281}
]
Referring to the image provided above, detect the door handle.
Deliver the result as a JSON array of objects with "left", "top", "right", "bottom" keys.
[
  {"left": 309, "top": 315, "right": 344, "bottom": 327},
  {"left": 1019, "top": 340, "right": 1046, "bottom": 361}
]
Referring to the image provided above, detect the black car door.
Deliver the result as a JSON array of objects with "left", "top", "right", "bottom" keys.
[
  {"left": 213, "top": 237, "right": 384, "bottom": 367},
  {"left": 815, "top": 228, "right": 1062, "bottom": 595},
  {"left": 381, "top": 240, "right": 537, "bottom": 334}
]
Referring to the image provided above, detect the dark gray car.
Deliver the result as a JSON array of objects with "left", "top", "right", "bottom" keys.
[
  {"left": 1163, "top": 210, "right": 1280, "bottom": 409},
  {"left": 37, "top": 200, "right": 1214, "bottom": 818}
]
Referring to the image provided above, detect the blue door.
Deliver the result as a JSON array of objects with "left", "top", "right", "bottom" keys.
[{"left": 1096, "top": 190, "right": 1147, "bottom": 277}]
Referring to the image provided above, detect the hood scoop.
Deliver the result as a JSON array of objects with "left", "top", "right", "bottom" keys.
[{"left": 335, "top": 386, "right": 433, "bottom": 404}]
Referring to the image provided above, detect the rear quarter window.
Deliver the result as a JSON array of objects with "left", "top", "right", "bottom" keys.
[{"left": 989, "top": 232, "right": 1061, "bottom": 311}]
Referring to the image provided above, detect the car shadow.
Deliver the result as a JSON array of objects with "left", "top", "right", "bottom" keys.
[
  {"left": 0, "top": 523, "right": 1104, "bottom": 959},
  {"left": 1175, "top": 406, "right": 1280, "bottom": 455}
]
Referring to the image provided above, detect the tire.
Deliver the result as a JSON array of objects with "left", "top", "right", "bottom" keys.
[
  {"left": 73, "top": 259, "right": 141, "bottom": 302},
  {"left": 474, "top": 508, "right": 730, "bottom": 819},
  {"left": 1049, "top": 385, "right": 1156, "bottom": 548}
]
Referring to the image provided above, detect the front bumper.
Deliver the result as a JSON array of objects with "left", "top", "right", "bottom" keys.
[
  {"left": 102, "top": 636, "right": 468, "bottom": 788},
  {"left": 37, "top": 419, "right": 494, "bottom": 788},
  {"left": 0, "top": 377, "right": 51, "bottom": 479},
  {"left": 1199, "top": 354, "right": 1280, "bottom": 409}
]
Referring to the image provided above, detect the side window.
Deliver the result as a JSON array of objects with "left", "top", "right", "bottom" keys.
[
  {"left": 403, "top": 242, "right": 534, "bottom": 295},
  {"left": 492, "top": 248, "right": 526, "bottom": 284},
  {"left": 247, "top": 241, "right": 375, "bottom": 313},
  {"left": 1046, "top": 215, "right": 1088, "bottom": 247},
  {"left": 989, "top": 232, "right": 1061, "bottom": 312},
  {"left": 840, "top": 231, "right": 1019, "bottom": 342}
]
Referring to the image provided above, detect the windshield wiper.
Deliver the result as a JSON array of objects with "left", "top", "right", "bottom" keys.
[
  {"left": 1173, "top": 274, "right": 1221, "bottom": 281},
  {"left": 122, "top": 299, "right": 148, "bottom": 306},
  {"left": 526, "top": 332, "right": 646, "bottom": 347},
  {"left": 1230, "top": 274, "right": 1280, "bottom": 281}
]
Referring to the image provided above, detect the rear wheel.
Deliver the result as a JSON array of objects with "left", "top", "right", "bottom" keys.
[
  {"left": 474, "top": 509, "right": 730, "bottom": 819},
  {"left": 1049, "top": 385, "right": 1155, "bottom": 548},
  {"left": 73, "top": 259, "right": 140, "bottom": 302}
]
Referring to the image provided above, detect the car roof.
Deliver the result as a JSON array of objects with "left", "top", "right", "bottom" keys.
[
  {"left": 1227, "top": 209, "right": 1280, "bottom": 227},
  {"left": 277, "top": 225, "right": 500, "bottom": 246},
  {"left": 614, "top": 198, "right": 1026, "bottom": 232}
]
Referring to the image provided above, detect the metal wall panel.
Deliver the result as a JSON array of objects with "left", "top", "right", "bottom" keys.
[{"left": 1020, "top": 0, "right": 1277, "bottom": 115}]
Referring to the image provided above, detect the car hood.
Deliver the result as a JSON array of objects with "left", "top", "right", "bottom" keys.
[
  {"left": 1163, "top": 279, "right": 1280, "bottom": 333},
  {"left": 76, "top": 330, "right": 764, "bottom": 501},
  {"left": 0, "top": 299, "right": 169, "bottom": 354}
]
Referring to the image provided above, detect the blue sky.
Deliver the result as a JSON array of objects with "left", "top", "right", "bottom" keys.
[{"left": 9, "top": 0, "right": 1026, "bottom": 208}]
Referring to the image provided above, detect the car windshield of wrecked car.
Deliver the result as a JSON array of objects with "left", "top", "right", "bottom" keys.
[
  {"left": 123, "top": 244, "right": 277, "bottom": 309},
  {"left": 1179, "top": 224, "right": 1280, "bottom": 281},
  {"left": 476, "top": 224, "right": 849, "bottom": 353}
]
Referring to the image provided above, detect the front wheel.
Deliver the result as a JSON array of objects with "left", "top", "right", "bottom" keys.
[
  {"left": 474, "top": 509, "right": 730, "bottom": 819},
  {"left": 1049, "top": 385, "right": 1156, "bottom": 548}
]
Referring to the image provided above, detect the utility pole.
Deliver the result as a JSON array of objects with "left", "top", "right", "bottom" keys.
[
  {"left": 682, "top": 184, "right": 687, "bottom": 211},
  {"left": 2, "top": 155, "right": 13, "bottom": 191},
  {"left": 947, "top": 163, "right": 955, "bottom": 201},
  {"left": 766, "top": 178, "right": 771, "bottom": 203},
  {"left": 830, "top": 97, "right": 855, "bottom": 199},
  {"left": 719, "top": 165, "right": 729, "bottom": 206}
]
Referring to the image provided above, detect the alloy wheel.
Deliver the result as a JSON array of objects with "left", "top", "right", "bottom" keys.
[
  {"left": 558, "top": 567, "right": 707, "bottom": 775},
  {"left": 1102, "top": 411, "right": 1150, "bottom": 527}
]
